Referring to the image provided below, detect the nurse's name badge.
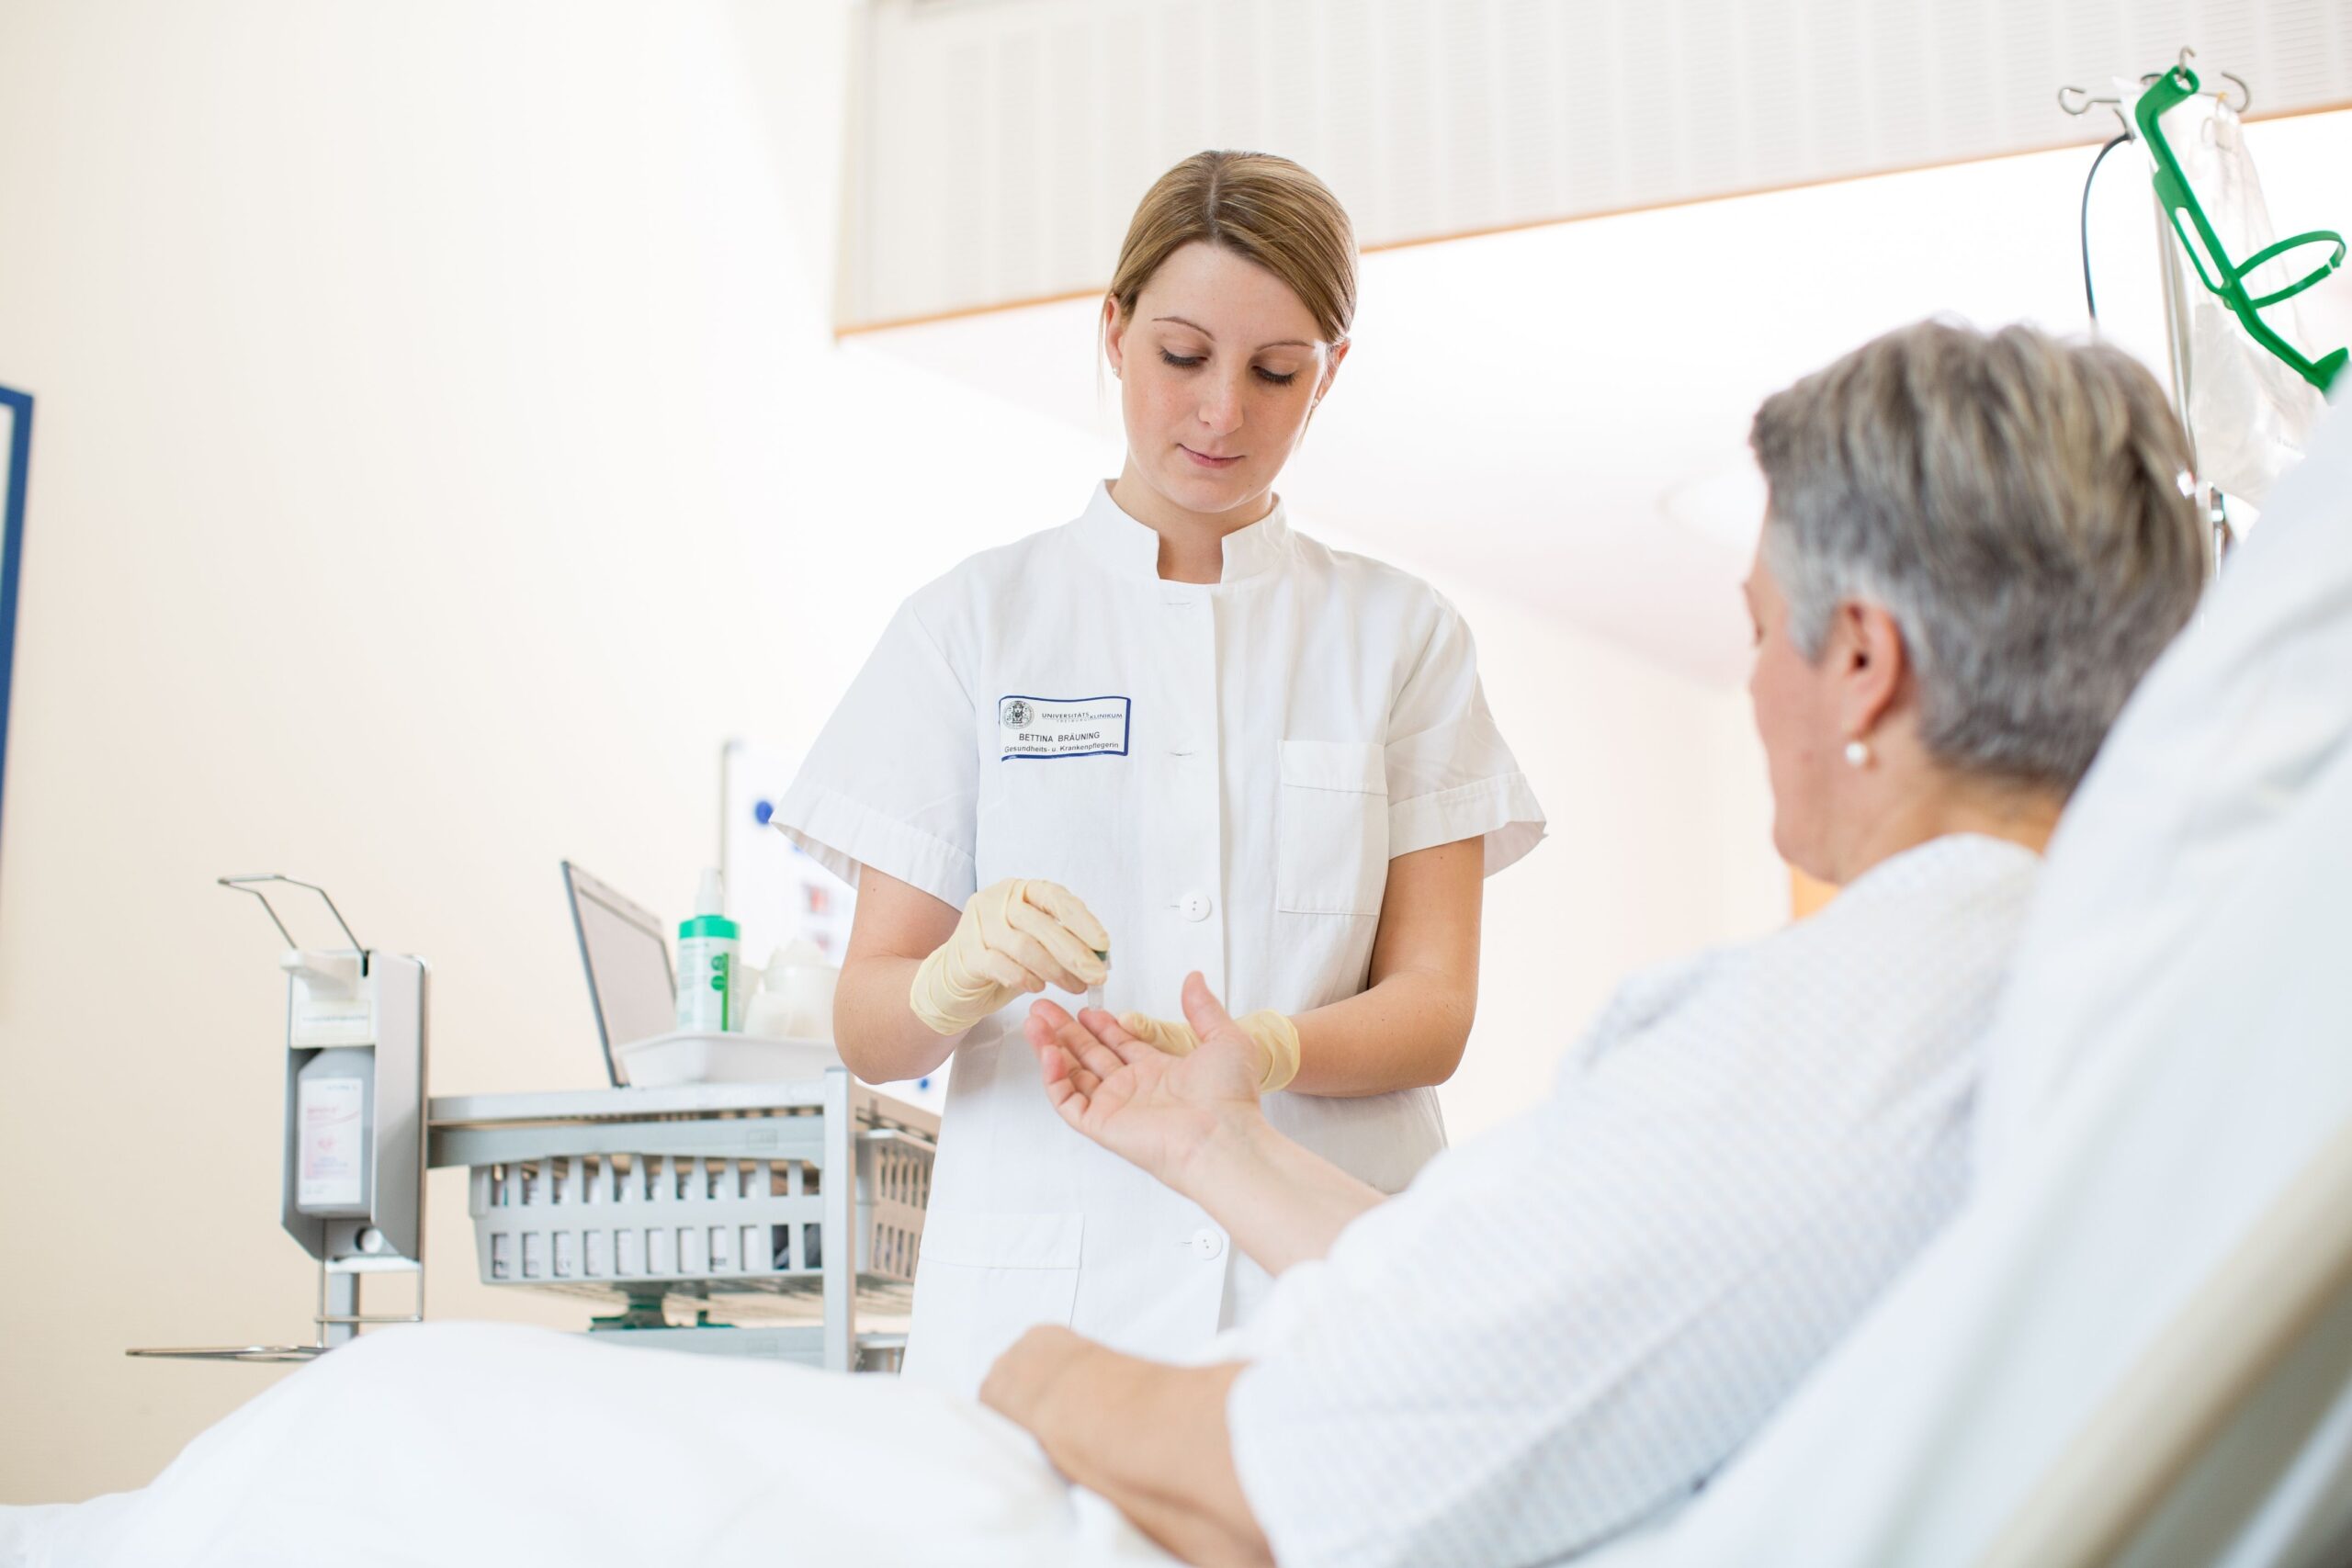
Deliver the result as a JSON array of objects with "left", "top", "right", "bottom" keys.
[{"left": 999, "top": 694, "right": 1131, "bottom": 761}]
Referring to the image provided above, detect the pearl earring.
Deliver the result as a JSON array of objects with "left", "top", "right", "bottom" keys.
[{"left": 1844, "top": 739, "right": 1871, "bottom": 768}]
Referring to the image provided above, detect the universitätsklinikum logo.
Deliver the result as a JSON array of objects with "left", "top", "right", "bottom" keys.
[{"left": 1004, "top": 699, "right": 1032, "bottom": 728}]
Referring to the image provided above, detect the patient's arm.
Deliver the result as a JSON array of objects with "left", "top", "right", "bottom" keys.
[
  {"left": 980, "top": 1325, "right": 1270, "bottom": 1568},
  {"left": 1026, "top": 976, "right": 1386, "bottom": 1274},
  {"left": 1170, "top": 1086, "right": 1391, "bottom": 1275}
]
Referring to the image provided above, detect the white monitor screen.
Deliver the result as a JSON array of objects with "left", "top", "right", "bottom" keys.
[{"left": 564, "top": 865, "right": 675, "bottom": 1082}]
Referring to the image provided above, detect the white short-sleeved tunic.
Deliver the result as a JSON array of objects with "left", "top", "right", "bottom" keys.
[{"left": 777, "top": 482, "right": 1545, "bottom": 1395}]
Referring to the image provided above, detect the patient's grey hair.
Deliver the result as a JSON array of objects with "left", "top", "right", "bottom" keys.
[{"left": 1750, "top": 320, "right": 2208, "bottom": 790}]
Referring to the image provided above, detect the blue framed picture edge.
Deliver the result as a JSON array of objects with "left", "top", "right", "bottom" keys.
[{"left": 0, "top": 383, "right": 29, "bottom": 872}]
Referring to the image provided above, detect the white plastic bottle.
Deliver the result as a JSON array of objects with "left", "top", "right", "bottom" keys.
[
  {"left": 296, "top": 1047, "right": 373, "bottom": 1217},
  {"left": 675, "top": 869, "right": 741, "bottom": 1032}
]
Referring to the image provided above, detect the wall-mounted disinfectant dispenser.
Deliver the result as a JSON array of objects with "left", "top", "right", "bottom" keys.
[{"left": 130, "top": 875, "right": 429, "bottom": 1363}]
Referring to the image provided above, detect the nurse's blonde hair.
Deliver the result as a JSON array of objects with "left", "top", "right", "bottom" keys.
[{"left": 1106, "top": 151, "right": 1358, "bottom": 348}]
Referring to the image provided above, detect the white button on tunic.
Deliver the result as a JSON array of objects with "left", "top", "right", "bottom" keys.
[{"left": 777, "top": 483, "right": 1546, "bottom": 1396}]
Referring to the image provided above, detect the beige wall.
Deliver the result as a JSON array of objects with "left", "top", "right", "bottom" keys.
[{"left": 0, "top": 0, "right": 1778, "bottom": 1502}]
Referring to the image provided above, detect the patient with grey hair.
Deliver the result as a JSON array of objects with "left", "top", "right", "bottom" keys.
[{"left": 1, "top": 321, "right": 2212, "bottom": 1568}]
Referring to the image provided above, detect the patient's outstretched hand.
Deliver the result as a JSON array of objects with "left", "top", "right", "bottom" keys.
[{"left": 1025, "top": 972, "right": 1264, "bottom": 1190}]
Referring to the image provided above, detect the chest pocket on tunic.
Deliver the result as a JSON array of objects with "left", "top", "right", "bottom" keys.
[{"left": 1276, "top": 739, "right": 1390, "bottom": 917}]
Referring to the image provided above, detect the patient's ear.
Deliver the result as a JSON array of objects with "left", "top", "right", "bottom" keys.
[{"left": 1836, "top": 600, "right": 1908, "bottom": 740}]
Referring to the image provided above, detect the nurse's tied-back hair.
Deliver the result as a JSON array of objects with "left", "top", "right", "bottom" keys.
[{"left": 1107, "top": 151, "right": 1359, "bottom": 348}]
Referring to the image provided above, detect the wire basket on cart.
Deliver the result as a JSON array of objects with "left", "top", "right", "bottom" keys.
[{"left": 427, "top": 1067, "right": 934, "bottom": 1371}]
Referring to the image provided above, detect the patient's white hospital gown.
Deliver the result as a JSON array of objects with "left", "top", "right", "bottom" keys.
[{"left": 1226, "top": 832, "right": 2039, "bottom": 1568}]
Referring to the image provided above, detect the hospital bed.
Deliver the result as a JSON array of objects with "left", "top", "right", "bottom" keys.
[{"left": 11, "top": 420, "right": 2351, "bottom": 1568}]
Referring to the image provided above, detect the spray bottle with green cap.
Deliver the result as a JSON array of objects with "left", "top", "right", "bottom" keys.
[{"left": 675, "top": 869, "right": 741, "bottom": 1032}]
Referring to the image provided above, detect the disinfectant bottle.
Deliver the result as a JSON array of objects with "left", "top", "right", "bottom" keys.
[
  {"left": 675, "top": 869, "right": 741, "bottom": 1032},
  {"left": 296, "top": 1047, "right": 374, "bottom": 1217}
]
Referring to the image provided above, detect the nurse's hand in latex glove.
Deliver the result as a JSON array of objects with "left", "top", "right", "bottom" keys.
[
  {"left": 1025, "top": 973, "right": 1268, "bottom": 1190},
  {"left": 908, "top": 878, "right": 1111, "bottom": 1036},
  {"left": 1117, "top": 1010, "right": 1301, "bottom": 1093}
]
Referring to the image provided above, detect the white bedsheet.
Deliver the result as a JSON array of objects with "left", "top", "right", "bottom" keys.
[{"left": 0, "top": 1323, "right": 1177, "bottom": 1568}]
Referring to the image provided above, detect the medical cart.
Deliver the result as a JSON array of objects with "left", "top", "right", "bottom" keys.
[{"left": 427, "top": 1071, "right": 934, "bottom": 1371}]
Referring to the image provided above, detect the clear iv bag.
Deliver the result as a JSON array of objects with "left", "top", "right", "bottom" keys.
[{"left": 2136, "top": 84, "right": 2330, "bottom": 506}]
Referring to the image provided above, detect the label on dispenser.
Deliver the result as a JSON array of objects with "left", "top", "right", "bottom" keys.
[
  {"left": 289, "top": 993, "right": 375, "bottom": 1048},
  {"left": 298, "top": 1077, "right": 366, "bottom": 1209}
]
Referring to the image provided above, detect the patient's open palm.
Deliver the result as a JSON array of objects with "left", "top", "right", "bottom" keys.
[{"left": 1024, "top": 972, "right": 1263, "bottom": 1188}]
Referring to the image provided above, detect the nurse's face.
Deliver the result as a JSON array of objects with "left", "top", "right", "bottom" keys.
[
  {"left": 1744, "top": 535, "right": 1842, "bottom": 879},
  {"left": 1102, "top": 241, "right": 1343, "bottom": 524}
]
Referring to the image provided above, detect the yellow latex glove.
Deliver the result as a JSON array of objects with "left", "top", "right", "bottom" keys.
[
  {"left": 1117, "top": 1009, "right": 1302, "bottom": 1094},
  {"left": 909, "top": 878, "right": 1111, "bottom": 1036}
]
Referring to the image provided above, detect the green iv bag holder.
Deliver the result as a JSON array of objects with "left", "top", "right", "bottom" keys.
[{"left": 2135, "top": 62, "right": 2347, "bottom": 395}]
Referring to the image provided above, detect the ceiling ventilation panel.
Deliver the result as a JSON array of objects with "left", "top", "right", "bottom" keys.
[{"left": 841, "top": 0, "right": 2352, "bottom": 331}]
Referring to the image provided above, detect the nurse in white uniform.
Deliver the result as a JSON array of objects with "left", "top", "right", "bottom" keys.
[{"left": 777, "top": 151, "right": 1545, "bottom": 1396}]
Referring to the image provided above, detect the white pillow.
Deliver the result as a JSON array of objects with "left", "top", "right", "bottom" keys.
[{"left": 1974, "top": 389, "right": 2352, "bottom": 1173}]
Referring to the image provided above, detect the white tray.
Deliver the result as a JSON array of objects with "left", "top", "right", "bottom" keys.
[{"left": 612, "top": 1031, "right": 844, "bottom": 1088}]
